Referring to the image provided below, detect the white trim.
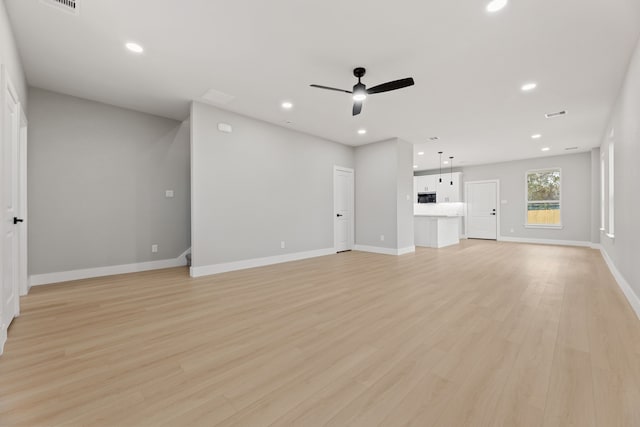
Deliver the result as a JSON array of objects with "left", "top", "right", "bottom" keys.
[
  {"left": 397, "top": 246, "right": 416, "bottom": 255},
  {"left": 590, "top": 243, "right": 603, "bottom": 250},
  {"left": 354, "top": 245, "right": 416, "bottom": 256},
  {"left": 18, "top": 106, "right": 28, "bottom": 296},
  {"left": 29, "top": 253, "right": 189, "bottom": 287},
  {"left": 605, "top": 233, "right": 615, "bottom": 240},
  {"left": 497, "top": 236, "right": 591, "bottom": 247},
  {"left": 0, "top": 327, "right": 5, "bottom": 356},
  {"left": 464, "top": 179, "right": 500, "bottom": 240},
  {"left": 177, "top": 247, "right": 191, "bottom": 259},
  {"left": 190, "top": 248, "right": 335, "bottom": 278},
  {"left": 524, "top": 224, "right": 564, "bottom": 229},
  {"left": 599, "top": 248, "right": 640, "bottom": 320}
]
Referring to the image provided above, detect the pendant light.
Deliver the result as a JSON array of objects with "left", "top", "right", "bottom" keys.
[
  {"left": 449, "top": 156, "right": 454, "bottom": 185},
  {"left": 438, "top": 152, "right": 443, "bottom": 183}
]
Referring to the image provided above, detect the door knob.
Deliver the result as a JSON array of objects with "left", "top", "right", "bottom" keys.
[
  {"left": 13, "top": 217, "right": 24, "bottom": 224},
  {"left": 490, "top": 213, "right": 496, "bottom": 216},
  {"left": 336, "top": 214, "right": 343, "bottom": 217}
]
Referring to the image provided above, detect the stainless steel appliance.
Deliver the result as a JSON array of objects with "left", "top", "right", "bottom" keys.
[{"left": 417, "top": 192, "right": 437, "bottom": 203}]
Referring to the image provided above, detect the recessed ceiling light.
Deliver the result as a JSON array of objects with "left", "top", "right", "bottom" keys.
[
  {"left": 541, "top": 147, "right": 551, "bottom": 152},
  {"left": 521, "top": 82, "right": 537, "bottom": 92},
  {"left": 429, "top": 137, "right": 440, "bottom": 141},
  {"left": 486, "top": 0, "right": 508, "bottom": 13},
  {"left": 281, "top": 101, "right": 293, "bottom": 109},
  {"left": 531, "top": 134, "right": 542, "bottom": 139},
  {"left": 413, "top": 165, "right": 418, "bottom": 169},
  {"left": 125, "top": 42, "right": 144, "bottom": 53},
  {"left": 418, "top": 152, "right": 425, "bottom": 156},
  {"left": 357, "top": 129, "right": 367, "bottom": 135}
]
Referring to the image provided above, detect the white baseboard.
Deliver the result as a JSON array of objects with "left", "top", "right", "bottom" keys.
[
  {"left": 397, "top": 246, "right": 416, "bottom": 255},
  {"left": 0, "top": 326, "right": 6, "bottom": 356},
  {"left": 354, "top": 245, "right": 416, "bottom": 256},
  {"left": 599, "top": 248, "right": 640, "bottom": 320},
  {"left": 190, "top": 248, "right": 335, "bottom": 278},
  {"left": 29, "top": 252, "right": 190, "bottom": 287},
  {"left": 497, "top": 236, "right": 591, "bottom": 247}
]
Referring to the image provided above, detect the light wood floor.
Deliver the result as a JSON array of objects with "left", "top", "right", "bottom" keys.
[{"left": 1, "top": 240, "right": 640, "bottom": 426}]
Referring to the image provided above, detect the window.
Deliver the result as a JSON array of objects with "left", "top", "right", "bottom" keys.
[
  {"left": 607, "top": 142, "right": 615, "bottom": 237},
  {"left": 526, "top": 169, "right": 561, "bottom": 227}
]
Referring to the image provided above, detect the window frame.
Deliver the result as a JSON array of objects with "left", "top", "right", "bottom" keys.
[
  {"left": 607, "top": 141, "right": 615, "bottom": 238},
  {"left": 600, "top": 152, "right": 605, "bottom": 231},
  {"left": 524, "top": 167, "right": 563, "bottom": 229}
]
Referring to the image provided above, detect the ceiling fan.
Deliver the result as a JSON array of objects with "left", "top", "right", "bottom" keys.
[{"left": 310, "top": 67, "right": 415, "bottom": 116}]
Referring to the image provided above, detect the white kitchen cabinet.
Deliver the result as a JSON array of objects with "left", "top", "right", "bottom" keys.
[
  {"left": 436, "top": 172, "right": 462, "bottom": 203},
  {"left": 414, "top": 215, "right": 460, "bottom": 248},
  {"left": 415, "top": 175, "right": 437, "bottom": 193},
  {"left": 415, "top": 172, "right": 463, "bottom": 202}
]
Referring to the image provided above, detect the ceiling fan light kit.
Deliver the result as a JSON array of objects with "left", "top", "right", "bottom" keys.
[{"left": 311, "top": 67, "right": 415, "bottom": 116}]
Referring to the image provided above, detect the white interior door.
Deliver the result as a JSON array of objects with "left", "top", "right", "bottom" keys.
[
  {"left": 334, "top": 166, "right": 354, "bottom": 252},
  {"left": 1, "top": 68, "right": 21, "bottom": 352},
  {"left": 466, "top": 181, "right": 498, "bottom": 240}
]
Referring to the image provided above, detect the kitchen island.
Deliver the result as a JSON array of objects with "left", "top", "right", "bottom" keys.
[{"left": 414, "top": 214, "right": 461, "bottom": 248}]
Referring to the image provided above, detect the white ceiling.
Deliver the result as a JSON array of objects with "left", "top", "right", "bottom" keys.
[{"left": 6, "top": 0, "right": 640, "bottom": 169}]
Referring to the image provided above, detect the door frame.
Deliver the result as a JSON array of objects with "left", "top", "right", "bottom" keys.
[
  {"left": 18, "top": 107, "right": 28, "bottom": 296},
  {"left": 464, "top": 179, "right": 500, "bottom": 240},
  {"left": 333, "top": 165, "right": 354, "bottom": 252}
]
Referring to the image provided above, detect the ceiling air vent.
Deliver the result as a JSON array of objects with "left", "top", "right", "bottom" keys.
[
  {"left": 545, "top": 110, "right": 567, "bottom": 119},
  {"left": 40, "top": 0, "right": 79, "bottom": 16},
  {"left": 565, "top": 146, "right": 579, "bottom": 151}
]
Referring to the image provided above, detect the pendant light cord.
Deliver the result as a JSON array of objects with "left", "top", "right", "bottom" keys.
[{"left": 449, "top": 157, "right": 454, "bottom": 185}]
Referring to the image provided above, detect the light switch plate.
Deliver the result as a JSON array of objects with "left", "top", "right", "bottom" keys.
[
  {"left": 165, "top": 190, "right": 174, "bottom": 198},
  {"left": 218, "top": 123, "right": 233, "bottom": 133}
]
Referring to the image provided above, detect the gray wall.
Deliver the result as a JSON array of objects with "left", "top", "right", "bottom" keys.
[
  {"left": 600, "top": 36, "right": 640, "bottom": 301},
  {"left": 355, "top": 138, "right": 414, "bottom": 250},
  {"left": 396, "top": 139, "right": 415, "bottom": 249},
  {"left": 0, "top": 1, "right": 27, "bottom": 110},
  {"left": 190, "top": 101, "right": 354, "bottom": 268},
  {"left": 461, "top": 152, "right": 592, "bottom": 242},
  {"left": 28, "top": 88, "right": 190, "bottom": 275},
  {"left": 355, "top": 139, "right": 399, "bottom": 248}
]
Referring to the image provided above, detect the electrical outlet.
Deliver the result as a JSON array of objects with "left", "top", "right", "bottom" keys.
[
  {"left": 280, "top": 241, "right": 285, "bottom": 249},
  {"left": 510, "top": 228, "right": 515, "bottom": 233},
  {"left": 380, "top": 235, "right": 385, "bottom": 242},
  {"left": 151, "top": 244, "right": 158, "bottom": 253}
]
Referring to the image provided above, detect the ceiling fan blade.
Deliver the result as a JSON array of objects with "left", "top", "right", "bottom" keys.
[
  {"left": 366, "top": 77, "right": 415, "bottom": 95},
  {"left": 352, "top": 101, "right": 363, "bottom": 116},
  {"left": 310, "top": 84, "right": 352, "bottom": 94}
]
